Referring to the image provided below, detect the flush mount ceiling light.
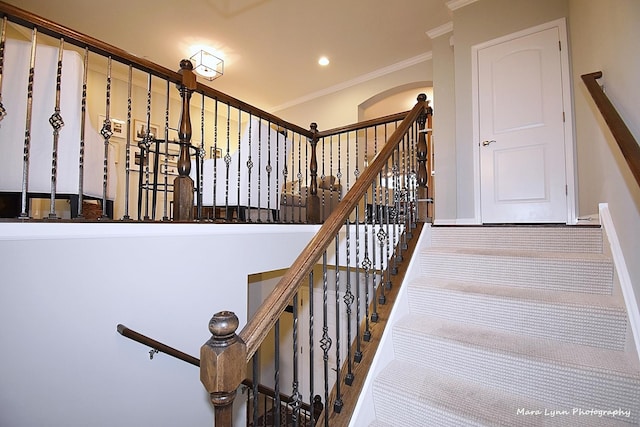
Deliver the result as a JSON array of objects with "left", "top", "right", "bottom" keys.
[
  {"left": 190, "top": 49, "right": 224, "bottom": 81},
  {"left": 318, "top": 56, "right": 330, "bottom": 66}
]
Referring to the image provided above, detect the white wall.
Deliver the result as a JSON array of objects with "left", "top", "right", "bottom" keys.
[
  {"left": 568, "top": 0, "right": 640, "bottom": 313},
  {"left": 0, "top": 223, "right": 319, "bottom": 427}
]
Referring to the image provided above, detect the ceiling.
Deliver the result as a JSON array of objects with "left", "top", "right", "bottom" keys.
[{"left": 4, "top": 0, "right": 453, "bottom": 112}]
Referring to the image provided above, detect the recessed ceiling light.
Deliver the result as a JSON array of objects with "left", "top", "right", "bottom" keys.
[{"left": 318, "top": 56, "right": 330, "bottom": 66}]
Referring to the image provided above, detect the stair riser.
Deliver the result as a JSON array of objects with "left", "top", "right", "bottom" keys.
[
  {"left": 407, "top": 285, "right": 627, "bottom": 350},
  {"left": 419, "top": 253, "right": 613, "bottom": 294},
  {"left": 431, "top": 227, "right": 603, "bottom": 253},
  {"left": 392, "top": 327, "right": 640, "bottom": 421}
]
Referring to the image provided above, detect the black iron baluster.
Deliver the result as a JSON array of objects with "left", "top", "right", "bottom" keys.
[
  {"left": 212, "top": 99, "right": 219, "bottom": 215},
  {"left": 291, "top": 292, "right": 301, "bottom": 426},
  {"left": 342, "top": 131, "right": 355, "bottom": 384},
  {"left": 77, "top": 47, "right": 89, "bottom": 219},
  {"left": 333, "top": 235, "right": 343, "bottom": 414},
  {"left": 252, "top": 352, "right": 260, "bottom": 426},
  {"left": 223, "top": 104, "right": 231, "bottom": 219},
  {"left": 235, "top": 110, "right": 242, "bottom": 220},
  {"left": 141, "top": 73, "right": 152, "bottom": 220},
  {"left": 100, "top": 56, "right": 113, "bottom": 220},
  {"left": 19, "top": 28, "right": 37, "bottom": 219},
  {"left": 47, "top": 38, "right": 65, "bottom": 220},
  {"left": 122, "top": 65, "right": 132, "bottom": 220},
  {"left": 274, "top": 319, "right": 281, "bottom": 427},
  {"left": 307, "top": 270, "right": 316, "bottom": 426},
  {"left": 320, "top": 251, "right": 332, "bottom": 427},
  {"left": 162, "top": 81, "right": 171, "bottom": 221},
  {"left": 0, "top": 17, "right": 7, "bottom": 124}
]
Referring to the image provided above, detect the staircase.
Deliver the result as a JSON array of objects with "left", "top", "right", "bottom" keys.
[{"left": 360, "top": 225, "right": 640, "bottom": 426}]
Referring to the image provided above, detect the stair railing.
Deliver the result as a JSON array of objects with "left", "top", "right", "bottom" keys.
[
  {"left": 200, "top": 94, "right": 430, "bottom": 426},
  {"left": 581, "top": 71, "right": 640, "bottom": 188}
]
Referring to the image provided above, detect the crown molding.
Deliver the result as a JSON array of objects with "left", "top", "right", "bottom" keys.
[
  {"left": 270, "top": 51, "right": 433, "bottom": 112},
  {"left": 446, "top": 0, "right": 480, "bottom": 11},
  {"left": 426, "top": 21, "right": 453, "bottom": 39}
]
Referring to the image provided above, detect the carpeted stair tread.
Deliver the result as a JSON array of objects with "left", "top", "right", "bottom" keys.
[
  {"left": 394, "top": 314, "right": 640, "bottom": 377},
  {"left": 406, "top": 277, "right": 627, "bottom": 350},
  {"left": 372, "top": 360, "right": 626, "bottom": 426},
  {"left": 419, "top": 247, "right": 613, "bottom": 294},
  {"left": 430, "top": 225, "right": 603, "bottom": 253}
]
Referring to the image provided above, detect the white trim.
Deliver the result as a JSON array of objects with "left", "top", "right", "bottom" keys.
[
  {"left": 270, "top": 52, "right": 432, "bottom": 112},
  {"left": 470, "top": 18, "right": 577, "bottom": 224},
  {"left": 446, "top": 0, "right": 479, "bottom": 11},
  {"left": 426, "top": 22, "right": 453, "bottom": 39},
  {"left": 599, "top": 203, "right": 640, "bottom": 359}
]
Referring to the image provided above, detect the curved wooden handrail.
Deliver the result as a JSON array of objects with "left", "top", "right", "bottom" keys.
[
  {"left": 581, "top": 71, "right": 640, "bottom": 188},
  {"left": 0, "top": 1, "right": 310, "bottom": 138},
  {"left": 239, "top": 96, "right": 427, "bottom": 359}
]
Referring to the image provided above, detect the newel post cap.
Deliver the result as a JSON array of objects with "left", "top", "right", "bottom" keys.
[{"left": 200, "top": 311, "right": 246, "bottom": 394}]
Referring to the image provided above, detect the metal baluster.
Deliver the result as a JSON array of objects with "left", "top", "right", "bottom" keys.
[
  {"left": 99, "top": 56, "right": 113, "bottom": 219},
  {"left": 47, "top": 38, "right": 65, "bottom": 219},
  {"left": 362, "top": 127, "right": 373, "bottom": 339},
  {"left": 19, "top": 28, "right": 38, "bottom": 219},
  {"left": 246, "top": 114, "right": 253, "bottom": 222},
  {"left": 343, "top": 131, "right": 355, "bottom": 384},
  {"left": 296, "top": 134, "right": 303, "bottom": 223},
  {"left": 307, "top": 270, "right": 316, "bottom": 426},
  {"left": 212, "top": 99, "right": 219, "bottom": 215},
  {"left": 0, "top": 17, "right": 7, "bottom": 124},
  {"left": 333, "top": 235, "right": 343, "bottom": 414},
  {"left": 263, "top": 120, "right": 273, "bottom": 223},
  {"left": 383, "top": 123, "right": 392, "bottom": 289},
  {"left": 223, "top": 104, "right": 231, "bottom": 219},
  {"left": 252, "top": 353, "right": 260, "bottom": 426},
  {"left": 320, "top": 251, "right": 332, "bottom": 427},
  {"left": 291, "top": 292, "right": 301, "bottom": 426},
  {"left": 274, "top": 319, "right": 281, "bottom": 427},
  {"left": 162, "top": 81, "right": 171, "bottom": 221},
  {"left": 140, "top": 73, "right": 152, "bottom": 220},
  {"left": 353, "top": 130, "right": 363, "bottom": 361},
  {"left": 277, "top": 127, "right": 285, "bottom": 223},
  {"left": 77, "top": 47, "right": 89, "bottom": 219},
  {"left": 320, "top": 136, "right": 326, "bottom": 217},
  {"left": 235, "top": 110, "right": 241, "bottom": 220},
  {"left": 255, "top": 118, "right": 262, "bottom": 222},
  {"left": 122, "top": 65, "right": 132, "bottom": 220}
]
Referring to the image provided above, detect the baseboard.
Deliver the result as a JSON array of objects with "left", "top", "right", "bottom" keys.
[{"left": 599, "top": 203, "right": 640, "bottom": 360}]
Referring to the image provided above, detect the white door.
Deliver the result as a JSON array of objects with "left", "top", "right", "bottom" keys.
[{"left": 478, "top": 26, "right": 568, "bottom": 223}]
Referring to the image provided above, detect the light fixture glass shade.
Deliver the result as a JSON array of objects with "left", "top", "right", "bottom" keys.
[{"left": 190, "top": 50, "right": 224, "bottom": 81}]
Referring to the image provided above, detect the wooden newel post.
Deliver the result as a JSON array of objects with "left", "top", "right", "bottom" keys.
[
  {"left": 307, "top": 122, "right": 320, "bottom": 224},
  {"left": 415, "top": 93, "right": 433, "bottom": 223},
  {"left": 200, "top": 311, "right": 247, "bottom": 427},
  {"left": 173, "top": 59, "right": 197, "bottom": 221}
]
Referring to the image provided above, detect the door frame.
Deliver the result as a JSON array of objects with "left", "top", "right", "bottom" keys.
[{"left": 471, "top": 18, "right": 577, "bottom": 224}]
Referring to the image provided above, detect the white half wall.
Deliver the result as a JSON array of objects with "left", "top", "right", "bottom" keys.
[{"left": 0, "top": 223, "right": 319, "bottom": 427}]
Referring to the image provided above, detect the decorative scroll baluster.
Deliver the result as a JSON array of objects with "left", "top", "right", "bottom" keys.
[
  {"left": 173, "top": 59, "right": 196, "bottom": 221},
  {"left": 353, "top": 130, "right": 363, "bottom": 362},
  {"left": 46, "top": 38, "right": 65, "bottom": 220},
  {"left": 307, "top": 123, "right": 319, "bottom": 223},
  {"left": 122, "top": 65, "right": 132, "bottom": 220},
  {"left": 0, "top": 17, "right": 7, "bottom": 124},
  {"left": 343, "top": 131, "right": 355, "bottom": 385},
  {"left": 200, "top": 311, "right": 246, "bottom": 427},
  {"left": 99, "top": 57, "right": 113, "bottom": 219},
  {"left": 212, "top": 99, "right": 219, "bottom": 214},
  {"left": 223, "top": 104, "right": 231, "bottom": 219},
  {"left": 77, "top": 47, "right": 89, "bottom": 219},
  {"left": 140, "top": 73, "right": 152, "bottom": 221},
  {"left": 246, "top": 114, "right": 253, "bottom": 222},
  {"left": 320, "top": 251, "right": 332, "bottom": 427},
  {"left": 19, "top": 28, "right": 37, "bottom": 219}
]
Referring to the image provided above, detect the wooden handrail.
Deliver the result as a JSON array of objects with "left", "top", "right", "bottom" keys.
[
  {"left": 116, "top": 324, "right": 320, "bottom": 416},
  {"left": 581, "top": 71, "right": 640, "bottom": 188},
  {"left": 316, "top": 110, "right": 410, "bottom": 138},
  {"left": 238, "top": 95, "right": 428, "bottom": 359}
]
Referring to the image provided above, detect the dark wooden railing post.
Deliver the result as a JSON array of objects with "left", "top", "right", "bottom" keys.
[
  {"left": 201, "top": 311, "right": 247, "bottom": 427},
  {"left": 415, "top": 93, "right": 432, "bottom": 222},
  {"left": 173, "top": 59, "right": 197, "bottom": 221},
  {"left": 307, "top": 122, "right": 320, "bottom": 223}
]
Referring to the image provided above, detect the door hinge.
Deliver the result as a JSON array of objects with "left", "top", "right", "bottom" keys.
[
  {"left": 562, "top": 111, "right": 565, "bottom": 122},
  {"left": 559, "top": 40, "right": 562, "bottom": 51},
  {"left": 566, "top": 185, "right": 568, "bottom": 195}
]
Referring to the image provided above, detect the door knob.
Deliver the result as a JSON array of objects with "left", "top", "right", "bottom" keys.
[{"left": 482, "top": 140, "right": 495, "bottom": 147}]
